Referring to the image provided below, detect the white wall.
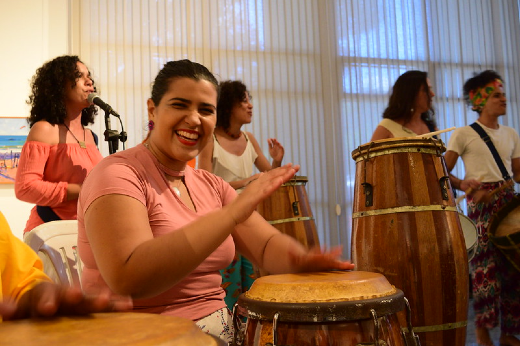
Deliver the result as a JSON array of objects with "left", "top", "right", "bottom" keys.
[{"left": 0, "top": 0, "right": 70, "bottom": 239}]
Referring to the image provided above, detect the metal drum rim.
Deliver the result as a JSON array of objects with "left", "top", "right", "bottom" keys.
[
  {"left": 281, "top": 176, "right": 308, "bottom": 186},
  {"left": 237, "top": 289, "right": 405, "bottom": 322},
  {"left": 352, "top": 138, "right": 446, "bottom": 161}
]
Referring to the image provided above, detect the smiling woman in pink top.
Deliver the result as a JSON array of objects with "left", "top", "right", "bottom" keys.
[
  {"left": 15, "top": 55, "right": 103, "bottom": 234},
  {"left": 77, "top": 59, "right": 354, "bottom": 344}
]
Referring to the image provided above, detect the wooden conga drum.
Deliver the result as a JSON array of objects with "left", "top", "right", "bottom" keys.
[
  {"left": 0, "top": 312, "right": 226, "bottom": 346},
  {"left": 351, "top": 138, "right": 469, "bottom": 346},
  {"left": 489, "top": 195, "right": 520, "bottom": 272},
  {"left": 257, "top": 176, "right": 320, "bottom": 249},
  {"left": 235, "top": 271, "right": 420, "bottom": 346}
]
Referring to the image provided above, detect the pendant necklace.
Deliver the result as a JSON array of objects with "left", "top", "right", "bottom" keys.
[
  {"left": 64, "top": 123, "right": 86, "bottom": 148},
  {"left": 142, "top": 142, "right": 186, "bottom": 198},
  {"left": 172, "top": 179, "right": 182, "bottom": 197}
]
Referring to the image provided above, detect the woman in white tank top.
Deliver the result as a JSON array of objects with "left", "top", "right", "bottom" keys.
[
  {"left": 199, "top": 80, "right": 284, "bottom": 311},
  {"left": 371, "top": 70, "right": 438, "bottom": 141}
]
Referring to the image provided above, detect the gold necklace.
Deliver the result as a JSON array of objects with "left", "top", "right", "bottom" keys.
[{"left": 64, "top": 123, "right": 86, "bottom": 148}]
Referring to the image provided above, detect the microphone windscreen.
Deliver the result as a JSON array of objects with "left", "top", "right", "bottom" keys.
[{"left": 87, "top": 93, "right": 99, "bottom": 105}]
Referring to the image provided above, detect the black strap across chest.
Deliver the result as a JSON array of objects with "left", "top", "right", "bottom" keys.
[{"left": 470, "top": 122, "right": 511, "bottom": 181}]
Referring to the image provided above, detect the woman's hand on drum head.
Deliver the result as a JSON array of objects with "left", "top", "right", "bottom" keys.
[
  {"left": 229, "top": 163, "right": 300, "bottom": 224},
  {"left": 289, "top": 246, "right": 355, "bottom": 273},
  {"left": 0, "top": 282, "right": 133, "bottom": 320}
]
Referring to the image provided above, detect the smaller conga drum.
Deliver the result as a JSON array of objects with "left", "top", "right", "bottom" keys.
[
  {"left": 0, "top": 312, "right": 226, "bottom": 346},
  {"left": 256, "top": 176, "right": 320, "bottom": 250},
  {"left": 489, "top": 195, "right": 520, "bottom": 272},
  {"left": 234, "top": 271, "right": 420, "bottom": 346}
]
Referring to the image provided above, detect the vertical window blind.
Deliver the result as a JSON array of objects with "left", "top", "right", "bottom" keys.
[{"left": 74, "top": 0, "right": 520, "bottom": 258}]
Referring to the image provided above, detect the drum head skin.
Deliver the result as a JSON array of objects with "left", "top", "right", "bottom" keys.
[
  {"left": 0, "top": 312, "right": 223, "bottom": 346},
  {"left": 245, "top": 271, "right": 396, "bottom": 303},
  {"left": 459, "top": 214, "right": 477, "bottom": 250},
  {"left": 239, "top": 271, "right": 404, "bottom": 322},
  {"left": 495, "top": 204, "right": 520, "bottom": 238}
]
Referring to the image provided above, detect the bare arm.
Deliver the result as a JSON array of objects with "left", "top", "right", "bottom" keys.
[
  {"left": 15, "top": 121, "right": 82, "bottom": 203},
  {"left": 248, "top": 132, "right": 274, "bottom": 172},
  {"left": 445, "top": 150, "right": 480, "bottom": 191},
  {"left": 370, "top": 126, "right": 393, "bottom": 141},
  {"left": 85, "top": 164, "right": 300, "bottom": 299},
  {"left": 233, "top": 212, "right": 354, "bottom": 274},
  {"left": 512, "top": 157, "right": 520, "bottom": 183}
]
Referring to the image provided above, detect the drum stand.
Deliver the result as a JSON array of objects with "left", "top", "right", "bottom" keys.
[{"left": 401, "top": 298, "right": 422, "bottom": 346}]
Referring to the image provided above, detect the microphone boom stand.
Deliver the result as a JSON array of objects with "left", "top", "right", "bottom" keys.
[{"left": 103, "top": 111, "right": 126, "bottom": 155}]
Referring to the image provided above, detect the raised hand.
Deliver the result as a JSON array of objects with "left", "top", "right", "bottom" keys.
[
  {"left": 229, "top": 163, "right": 299, "bottom": 225},
  {"left": 267, "top": 138, "right": 284, "bottom": 165}
]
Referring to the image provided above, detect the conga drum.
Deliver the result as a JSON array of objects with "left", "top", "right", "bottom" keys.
[
  {"left": 235, "top": 271, "right": 420, "bottom": 346},
  {"left": 351, "top": 138, "right": 469, "bottom": 346},
  {"left": 489, "top": 195, "right": 520, "bottom": 272},
  {"left": 0, "top": 312, "right": 226, "bottom": 346},
  {"left": 256, "top": 176, "right": 320, "bottom": 249}
]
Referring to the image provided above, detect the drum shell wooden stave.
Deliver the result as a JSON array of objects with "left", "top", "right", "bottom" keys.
[
  {"left": 236, "top": 271, "right": 410, "bottom": 346},
  {"left": 256, "top": 176, "right": 320, "bottom": 249},
  {"left": 351, "top": 138, "right": 469, "bottom": 346},
  {"left": 489, "top": 195, "right": 520, "bottom": 272},
  {"left": 0, "top": 312, "right": 226, "bottom": 346}
]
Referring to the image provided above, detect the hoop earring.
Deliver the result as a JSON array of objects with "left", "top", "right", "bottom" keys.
[{"left": 148, "top": 120, "right": 155, "bottom": 131}]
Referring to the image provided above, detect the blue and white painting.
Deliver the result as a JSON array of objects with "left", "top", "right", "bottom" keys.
[{"left": 0, "top": 117, "right": 29, "bottom": 183}]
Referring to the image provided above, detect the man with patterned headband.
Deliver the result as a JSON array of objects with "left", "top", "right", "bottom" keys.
[{"left": 445, "top": 70, "right": 520, "bottom": 346}]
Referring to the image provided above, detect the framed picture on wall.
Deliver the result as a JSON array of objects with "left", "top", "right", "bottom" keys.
[{"left": 0, "top": 117, "right": 29, "bottom": 184}]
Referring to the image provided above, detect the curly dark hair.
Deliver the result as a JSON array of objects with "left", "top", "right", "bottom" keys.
[
  {"left": 463, "top": 70, "right": 504, "bottom": 112},
  {"left": 216, "top": 80, "right": 249, "bottom": 129},
  {"left": 27, "top": 55, "right": 97, "bottom": 127},
  {"left": 382, "top": 70, "right": 436, "bottom": 131},
  {"left": 151, "top": 59, "right": 219, "bottom": 106}
]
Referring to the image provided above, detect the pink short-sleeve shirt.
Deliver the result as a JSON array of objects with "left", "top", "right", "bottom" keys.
[{"left": 78, "top": 144, "right": 237, "bottom": 320}]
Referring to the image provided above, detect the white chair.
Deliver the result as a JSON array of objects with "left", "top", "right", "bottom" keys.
[{"left": 24, "top": 220, "right": 83, "bottom": 287}]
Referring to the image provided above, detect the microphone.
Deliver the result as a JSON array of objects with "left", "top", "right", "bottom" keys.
[{"left": 88, "top": 93, "right": 121, "bottom": 118}]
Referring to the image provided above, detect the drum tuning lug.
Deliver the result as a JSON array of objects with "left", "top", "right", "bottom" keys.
[
  {"left": 231, "top": 303, "right": 245, "bottom": 346},
  {"left": 362, "top": 182, "right": 373, "bottom": 206},
  {"left": 439, "top": 176, "right": 450, "bottom": 200},
  {"left": 292, "top": 201, "right": 300, "bottom": 216},
  {"left": 401, "top": 297, "right": 422, "bottom": 346},
  {"left": 272, "top": 312, "right": 280, "bottom": 346}
]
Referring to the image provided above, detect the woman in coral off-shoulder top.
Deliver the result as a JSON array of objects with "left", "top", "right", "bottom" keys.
[{"left": 15, "top": 55, "right": 103, "bottom": 234}]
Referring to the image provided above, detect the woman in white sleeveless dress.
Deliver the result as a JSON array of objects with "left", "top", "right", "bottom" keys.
[{"left": 199, "top": 80, "right": 284, "bottom": 311}]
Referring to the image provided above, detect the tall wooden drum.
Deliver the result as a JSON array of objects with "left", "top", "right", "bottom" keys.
[
  {"left": 0, "top": 312, "right": 226, "bottom": 346},
  {"left": 351, "top": 138, "right": 469, "bottom": 346},
  {"left": 257, "top": 176, "right": 320, "bottom": 249},
  {"left": 235, "top": 271, "right": 419, "bottom": 346}
]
